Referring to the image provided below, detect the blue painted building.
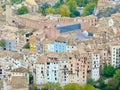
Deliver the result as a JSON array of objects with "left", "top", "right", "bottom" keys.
[
  {"left": 54, "top": 37, "right": 67, "bottom": 53},
  {"left": 5, "top": 39, "right": 17, "bottom": 52}
]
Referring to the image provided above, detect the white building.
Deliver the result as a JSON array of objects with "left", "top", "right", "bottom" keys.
[
  {"left": 66, "top": 45, "right": 76, "bottom": 53},
  {"left": 91, "top": 53, "right": 100, "bottom": 81},
  {"left": 35, "top": 63, "right": 46, "bottom": 85},
  {"left": 111, "top": 45, "right": 120, "bottom": 68}
]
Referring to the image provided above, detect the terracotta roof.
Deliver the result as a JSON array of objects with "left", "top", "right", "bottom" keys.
[
  {"left": 12, "top": 54, "right": 23, "bottom": 60},
  {"left": 55, "top": 36, "right": 67, "bottom": 42},
  {"left": 11, "top": 67, "right": 27, "bottom": 73}
]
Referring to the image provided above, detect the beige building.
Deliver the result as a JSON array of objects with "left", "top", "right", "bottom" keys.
[
  {"left": 11, "top": 68, "right": 29, "bottom": 90},
  {"left": 24, "top": 0, "right": 39, "bottom": 13}
]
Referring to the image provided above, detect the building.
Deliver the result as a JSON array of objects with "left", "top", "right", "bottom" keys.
[
  {"left": 6, "top": 0, "right": 12, "bottom": 25},
  {"left": 91, "top": 53, "right": 100, "bottom": 81},
  {"left": 11, "top": 67, "right": 29, "bottom": 90},
  {"left": 5, "top": 35, "right": 17, "bottom": 52},
  {"left": 111, "top": 45, "right": 120, "bottom": 68},
  {"left": 56, "top": 23, "right": 81, "bottom": 33},
  {"left": 29, "top": 36, "right": 37, "bottom": 53},
  {"left": 54, "top": 37, "right": 67, "bottom": 53},
  {"left": 25, "top": 0, "right": 39, "bottom": 13}
]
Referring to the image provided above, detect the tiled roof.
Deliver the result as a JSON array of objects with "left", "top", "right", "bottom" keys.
[{"left": 11, "top": 67, "right": 27, "bottom": 73}]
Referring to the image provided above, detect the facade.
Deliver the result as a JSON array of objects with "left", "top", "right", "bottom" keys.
[
  {"left": 29, "top": 36, "right": 37, "bottom": 53},
  {"left": 25, "top": 0, "right": 39, "bottom": 13},
  {"left": 6, "top": 0, "right": 12, "bottom": 25},
  {"left": 11, "top": 67, "right": 29, "bottom": 90},
  {"left": 111, "top": 45, "right": 120, "bottom": 68},
  {"left": 5, "top": 39, "right": 17, "bottom": 52},
  {"left": 91, "top": 53, "right": 100, "bottom": 81}
]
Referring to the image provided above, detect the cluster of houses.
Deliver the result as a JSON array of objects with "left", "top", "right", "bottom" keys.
[
  {"left": 0, "top": 12, "right": 119, "bottom": 90},
  {"left": 0, "top": 0, "right": 120, "bottom": 89}
]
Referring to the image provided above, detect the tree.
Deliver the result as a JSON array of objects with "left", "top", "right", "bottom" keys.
[
  {"left": 29, "top": 72, "right": 33, "bottom": 84},
  {"left": 87, "top": 79, "right": 96, "bottom": 86},
  {"left": 114, "top": 69, "right": 120, "bottom": 81},
  {"left": 11, "top": 0, "right": 23, "bottom": 4},
  {"left": 41, "top": 3, "right": 51, "bottom": 15},
  {"left": 83, "top": 3, "right": 96, "bottom": 16},
  {"left": 23, "top": 43, "right": 30, "bottom": 49},
  {"left": 103, "top": 64, "right": 115, "bottom": 77},
  {"left": 45, "top": 7, "right": 55, "bottom": 14},
  {"left": 76, "top": 0, "right": 87, "bottom": 7},
  {"left": 0, "top": 39, "right": 5, "bottom": 47},
  {"left": 84, "top": 84, "right": 99, "bottom": 90},
  {"left": 73, "top": 11, "right": 80, "bottom": 17},
  {"left": 17, "top": 6, "right": 29, "bottom": 15},
  {"left": 64, "top": 83, "right": 83, "bottom": 90},
  {"left": 67, "top": 0, "right": 77, "bottom": 12},
  {"left": 34, "top": 86, "right": 38, "bottom": 90},
  {"left": 105, "top": 78, "right": 119, "bottom": 90},
  {"left": 42, "top": 82, "right": 62, "bottom": 90},
  {"left": 59, "top": 5, "right": 70, "bottom": 17},
  {"left": 96, "top": 78, "right": 106, "bottom": 89}
]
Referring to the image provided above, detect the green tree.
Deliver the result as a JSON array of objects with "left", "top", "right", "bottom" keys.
[
  {"left": 41, "top": 3, "right": 51, "bottom": 15},
  {"left": 34, "top": 86, "right": 38, "bottom": 90},
  {"left": 103, "top": 64, "right": 115, "bottom": 77},
  {"left": 64, "top": 83, "right": 83, "bottom": 90},
  {"left": 76, "top": 0, "right": 87, "bottom": 7},
  {"left": 11, "top": 0, "right": 23, "bottom": 4},
  {"left": 96, "top": 78, "right": 106, "bottom": 89},
  {"left": 0, "top": 39, "right": 5, "bottom": 47},
  {"left": 23, "top": 43, "right": 30, "bottom": 49},
  {"left": 59, "top": 5, "right": 70, "bottom": 17},
  {"left": 42, "top": 82, "right": 62, "bottom": 90},
  {"left": 29, "top": 72, "right": 33, "bottom": 84},
  {"left": 83, "top": 3, "right": 96, "bottom": 16},
  {"left": 67, "top": 0, "right": 77, "bottom": 12},
  {"left": 87, "top": 79, "right": 96, "bottom": 86},
  {"left": 17, "top": 6, "right": 29, "bottom": 15},
  {"left": 84, "top": 84, "right": 99, "bottom": 90},
  {"left": 105, "top": 78, "right": 119, "bottom": 90},
  {"left": 45, "top": 7, "right": 55, "bottom": 14},
  {"left": 114, "top": 69, "right": 120, "bottom": 81}
]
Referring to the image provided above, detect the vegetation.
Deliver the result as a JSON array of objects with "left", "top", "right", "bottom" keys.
[
  {"left": 103, "top": 64, "right": 115, "bottom": 77},
  {"left": 23, "top": 43, "right": 30, "bottom": 49},
  {"left": 11, "top": 0, "right": 23, "bottom": 4},
  {"left": 41, "top": 82, "right": 99, "bottom": 90},
  {"left": 29, "top": 72, "right": 34, "bottom": 85},
  {"left": 17, "top": 6, "right": 29, "bottom": 15},
  {"left": 59, "top": 5, "right": 70, "bottom": 17},
  {"left": 83, "top": 3, "right": 96, "bottom": 16},
  {"left": 45, "top": 7, "right": 55, "bottom": 14},
  {"left": 34, "top": 86, "right": 38, "bottom": 90},
  {"left": 87, "top": 64, "right": 120, "bottom": 90},
  {"left": 40, "top": 0, "right": 99, "bottom": 17},
  {"left": 0, "top": 39, "right": 5, "bottom": 47},
  {"left": 42, "top": 82, "right": 62, "bottom": 90}
]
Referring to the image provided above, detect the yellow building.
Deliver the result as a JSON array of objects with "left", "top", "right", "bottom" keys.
[{"left": 29, "top": 36, "right": 37, "bottom": 53}]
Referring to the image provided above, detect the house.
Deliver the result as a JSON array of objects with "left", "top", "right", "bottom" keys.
[
  {"left": 24, "top": 0, "right": 39, "bottom": 13},
  {"left": 11, "top": 67, "right": 29, "bottom": 90},
  {"left": 29, "top": 36, "right": 37, "bottom": 53},
  {"left": 111, "top": 45, "right": 120, "bottom": 68},
  {"left": 54, "top": 37, "right": 67, "bottom": 53},
  {"left": 91, "top": 52, "right": 100, "bottom": 81},
  {"left": 5, "top": 35, "right": 17, "bottom": 52}
]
